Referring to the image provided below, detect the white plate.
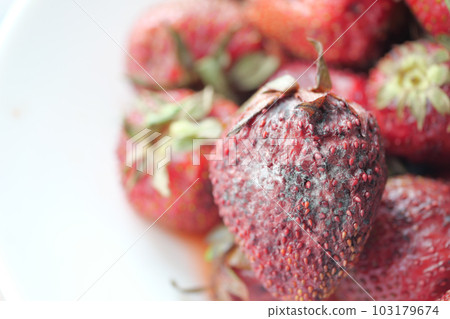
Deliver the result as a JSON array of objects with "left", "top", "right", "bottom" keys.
[{"left": 0, "top": 0, "right": 209, "bottom": 300}]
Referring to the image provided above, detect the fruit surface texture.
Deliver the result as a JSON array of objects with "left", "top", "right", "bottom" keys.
[
  {"left": 336, "top": 175, "right": 450, "bottom": 301},
  {"left": 209, "top": 77, "right": 387, "bottom": 300}
]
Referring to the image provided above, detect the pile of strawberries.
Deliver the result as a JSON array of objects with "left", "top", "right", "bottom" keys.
[{"left": 117, "top": 0, "right": 450, "bottom": 301}]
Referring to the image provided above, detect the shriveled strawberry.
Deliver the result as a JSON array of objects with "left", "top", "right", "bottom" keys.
[
  {"left": 335, "top": 175, "right": 450, "bottom": 301},
  {"left": 117, "top": 88, "right": 238, "bottom": 234},
  {"left": 246, "top": 0, "right": 405, "bottom": 68},
  {"left": 206, "top": 226, "right": 278, "bottom": 301},
  {"left": 366, "top": 40, "right": 450, "bottom": 164},
  {"left": 438, "top": 290, "right": 450, "bottom": 301},
  {"left": 405, "top": 0, "right": 450, "bottom": 38},
  {"left": 271, "top": 61, "right": 367, "bottom": 106},
  {"left": 127, "top": 0, "right": 279, "bottom": 100},
  {"left": 209, "top": 43, "right": 387, "bottom": 300}
]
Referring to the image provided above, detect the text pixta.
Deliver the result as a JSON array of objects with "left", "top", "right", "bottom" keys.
[{"left": 268, "top": 305, "right": 330, "bottom": 317}]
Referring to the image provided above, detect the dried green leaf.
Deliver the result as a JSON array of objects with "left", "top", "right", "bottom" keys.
[
  {"left": 408, "top": 93, "right": 426, "bottom": 130},
  {"left": 168, "top": 26, "right": 195, "bottom": 72},
  {"left": 409, "top": 91, "right": 427, "bottom": 130},
  {"left": 216, "top": 267, "right": 249, "bottom": 301},
  {"left": 144, "top": 103, "right": 180, "bottom": 127},
  {"left": 263, "top": 74, "right": 299, "bottom": 93},
  {"left": 205, "top": 226, "right": 235, "bottom": 261},
  {"left": 432, "top": 48, "right": 450, "bottom": 64},
  {"left": 377, "top": 84, "right": 397, "bottom": 109},
  {"left": 212, "top": 27, "right": 238, "bottom": 67},
  {"left": 197, "top": 118, "right": 223, "bottom": 138},
  {"left": 128, "top": 74, "right": 150, "bottom": 87},
  {"left": 227, "top": 247, "right": 251, "bottom": 270},
  {"left": 229, "top": 52, "right": 280, "bottom": 91},
  {"left": 227, "top": 75, "right": 299, "bottom": 137},
  {"left": 179, "top": 86, "right": 214, "bottom": 120},
  {"left": 227, "top": 94, "right": 278, "bottom": 137},
  {"left": 427, "top": 86, "right": 450, "bottom": 115},
  {"left": 169, "top": 118, "right": 222, "bottom": 151},
  {"left": 427, "top": 64, "right": 449, "bottom": 86},
  {"left": 195, "top": 56, "right": 237, "bottom": 102}
]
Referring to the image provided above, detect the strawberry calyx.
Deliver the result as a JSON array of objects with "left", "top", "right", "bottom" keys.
[
  {"left": 376, "top": 42, "right": 450, "bottom": 130},
  {"left": 169, "top": 28, "right": 279, "bottom": 103},
  {"left": 206, "top": 226, "right": 254, "bottom": 301},
  {"left": 308, "top": 39, "right": 332, "bottom": 93},
  {"left": 226, "top": 75, "right": 300, "bottom": 136},
  {"left": 124, "top": 87, "right": 223, "bottom": 197},
  {"left": 226, "top": 40, "right": 332, "bottom": 137}
]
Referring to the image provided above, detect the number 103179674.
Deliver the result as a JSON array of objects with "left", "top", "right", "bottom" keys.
[{"left": 372, "top": 305, "right": 439, "bottom": 316}]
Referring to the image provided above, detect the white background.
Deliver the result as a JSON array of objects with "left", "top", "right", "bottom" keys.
[
  {"left": 0, "top": 1, "right": 14, "bottom": 22},
  {"left": 0, "top": 0, "right": 209, "bottom": 300}
]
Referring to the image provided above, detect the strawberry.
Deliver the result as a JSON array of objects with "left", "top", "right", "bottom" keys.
[
  {"left": 127, "top": 0, "right": 279, "bottom": 101},
  {"left": 209, "top": 43, "right": 387, "bottom": 300},
  {"left": 206, "top": 226, "right": 278, "bottom": 301},
  {"left": 405, "top": 0, "right": 450, "bottom": 38},
  {"left": 438, "top": 290, "right": 450, "bottom": 301},
  {"left": 366, "top": 40, "right": 450, "bottom": 164},
  {"left": 117, "top": 88, "right": 238, "bottom": 234},
  {"left": 335, "top": 175, "right": 450, "bottom": 301},
  {"left": 245, "top": 0, "right": 404, "bottom": 68},
  {"left": 271, "top": 61, "right": 367, "bottom": 106}
]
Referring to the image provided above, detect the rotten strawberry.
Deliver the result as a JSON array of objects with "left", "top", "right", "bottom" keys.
[
  {"left": 209, "top": 42, "right": 387, "bottom": 300},
  {"left": 335, "top": 175, "right": 450, "bottom": 301}
]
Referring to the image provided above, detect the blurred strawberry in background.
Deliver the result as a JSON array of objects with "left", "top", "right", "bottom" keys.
[
  {"left": 118, "top": 88, "right": 237, "bottom": 234},
  {"left": 405, "top": 0, "right": 450, "bottom": 39},
  {"left": 365, "top": 40, "right": 450, "bottom": 164},
  {"left": 127, "top": 0, "right": 281, "bottom": 102},
  {"left": 246, "top": 0, "right": 408, "bottom": 68}
]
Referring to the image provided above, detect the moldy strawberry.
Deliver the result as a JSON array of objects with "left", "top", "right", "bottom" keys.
[{"left": 209, "top": 42, "right": 387, "bottom": 300}]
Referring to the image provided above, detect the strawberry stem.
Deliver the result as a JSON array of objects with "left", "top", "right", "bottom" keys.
[
  {"left": 308, "top": 39, "right": 332, "bottom": 93},
  {"left": 171, "top": 280, "right": 209, "bottom": 294}
]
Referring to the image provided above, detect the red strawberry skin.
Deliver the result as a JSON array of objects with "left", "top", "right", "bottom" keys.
[
  {"left": 209, "top": 81, "right": 387, "bottom": 300},
  {"left": 365, "top": 40, "right": 450, "bottom": 164},
  {"left": 118, "top": 90, "right": 238, "bottom": 234},
  {"left": 438, "top": 290, "right": 450, "bottom": 301},
  {"left": 272, "top": 61, "right": 367, "bottom": 106},
  {"left": 405, "top": 0, "right": 450, "bottom": 37},
  {"left": 127, "top": 0, "right": 262, "bottom": 89},
  {"left": 246, "top": 0, "right": 403, "bottom": 67},
  {"left": 336, "top": 175, "right": 450, "bottom": 301}
]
